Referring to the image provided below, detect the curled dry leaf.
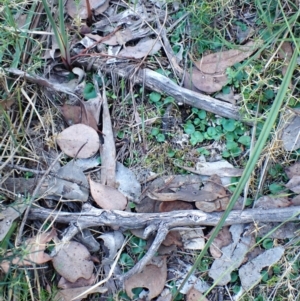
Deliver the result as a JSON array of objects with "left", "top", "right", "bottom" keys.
[
  {"left": 89, "top": 178, "right": 127, "bottom": 210},
  {"left": 54, "top": 286, "right": 107, "bottom": 301},
  {"left": 52, "top": 241, "right": 94, "bottom": 283},
  {"left": 119, "top": 38, "right": 162, "bottom": 59},
  {"left": 239, "top": 247, "right": 285, "bottom": 290},
  {"left": 99, "top": 231, "right": 124, "bottom": 263},
  {"left": 195, "top": 41, "right": 258, "bottom": 74},
  {"left": 0, "top": 229, "right": 56, "bottom": 273},
  {"left": 255, "top": 195, "right": 291, "bottom": 209},
  {"left": 125, "top": 256, "right": 167, "bottom": 300},
  {"left": 209, "top": 226, "right": 232, "bottom": 258},
  {"left": 56, "top": 124, "right": 100, "bottom": 159}
]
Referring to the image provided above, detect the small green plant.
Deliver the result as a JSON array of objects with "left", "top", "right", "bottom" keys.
[
  {"left": 41, "top": 0, "right": 71, "bottom": 69},
  {"left": 150, "top": 127, "right": 165, "bottom": 142}
]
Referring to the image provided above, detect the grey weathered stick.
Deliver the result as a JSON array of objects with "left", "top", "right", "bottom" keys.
[
  {"left": 28, "top": 203, "right": 300, "bottom": 230},
  {"left": 77, "top": 58, "right": 248, "bottom": 122},
  {"left": 28, "top": 204, "right": 300, "bottom": 284}
]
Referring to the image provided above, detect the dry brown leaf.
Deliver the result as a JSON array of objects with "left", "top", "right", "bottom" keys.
[
  {"left": 60, "top": 104, "right": 98, "bottom": 130},
  {"left": 119, "top": 38, "right": 162, "bottom": 59},
  {"left": 286, "top": 162, "right": 300, "bottom": 179},
  {"left": 255, "top": 195, "right": 291, "bottom": 209},
  {"left": 278, "top": 42, "right": 293, "bottom": 77},
  {"left": 280, "top": 111, "right": 300, "bottom": 151},
  {"left": 54, "top": 286, "right": 107, "bottom": 301},
  {"left": 180, "top": 228, "right": 205, "bottom": 250},
  {"left": 186, "top": 287, "right": 209, "bottom": 301},
  {"left": 56, "top": 124, "right": 100, "bottom": 158},
  {"left": 66, "top": 0, "right": 109, "bottom": 19},
  {"left": 159, "top": 200, "right": 193, "bottom": 212},
  {"left": 148, "top": 189, "right": 220, "bottom": 203},
  {"left": 99, "top": 80, "right": 116, "bottom": 187},
  {"left": 58, "top": 274, "right": 96, "bottom": 289},
  {"left": 125, "top": 256, "right": 167, "bottom": 299},
  {"left": 1, "top": 229, "right": 56, "bottom": 273},
  {"left": 191, "top": 67, "right": 228, "bottom": 94},
  {"left": 162, "top": 231, "right": 183, "bottom": 247},
  {"left": 209, "top": 226, "right": 232, "bottom": 258},
  {"left": 239, "top": 247, "right": 284, "bottom": 290},
  {"left": 52, "top": 241, "right": 94, "bottom": 283},
  {"left": 0, "top": 203, "right": 27, "bottom": 241},
  {"left": 286, "top": 176, "right": 300, "bottom": 193},
  {"left": 195, "top": 41, "right": 257, "bottom": 74},
  {"left": 89, "top": 178, "right": 127, "bottom": 210},
  {"left": 195, "top": 197, "right": 230, "bottom": 212}
]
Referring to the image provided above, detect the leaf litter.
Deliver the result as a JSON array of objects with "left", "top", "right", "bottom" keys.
[{"left": 3, "top": 0, "right": 300, "bottom": 300}]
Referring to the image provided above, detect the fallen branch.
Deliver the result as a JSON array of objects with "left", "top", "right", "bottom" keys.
[
  {"left": 76, "top": 59, "right": 252, "bottom": 123},
  {"left": 29, "top": 204, "right": 300, "bottom": 282}
]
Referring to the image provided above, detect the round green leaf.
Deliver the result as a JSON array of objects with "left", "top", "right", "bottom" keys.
[
  {"left": 184, "top": 123, "right": 195, "bottom": 135},
  {"left": 149, "top": 92, "right": 162, "bottom": 103},
  {"left": 238, "top": 135, "right": 251, "bottom": 146},
  {"left": 262, "top": 238, "right": 273, "bottom": 250}
]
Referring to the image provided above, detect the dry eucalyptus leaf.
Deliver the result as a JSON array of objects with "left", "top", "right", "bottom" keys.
[
  {"left": 116, "top": 162, "right": 141, "bottom": 203},
  {"left": 47, "top": 164, "right": 89, "bottom": 202},
  {"left": 66, "top": 0, "right": 108, "bottom": 19},
  {"left": 209, "top": 224, "right": 253, "bottom": 285},
  {"left": 186, "top": 287, "right": 209, "bottom": 301},
  {"left": 52, "top": 241, "right": 94, "bottom": 283},
  {"left": 191, "top": 67, "right": 228, "bottom": 94},
  {"left": 56, "top": 124, "right": 100, "bottom": 158},
  {"left": 195, "top": 41, "right": 257, "bottom": 74},
  {"left": 281, "top": 111, "right": 300, "bottom": 151},
  {"left": 100, "top": 80, "right": 116, "bottom": 187},
  {"left": 125, "top": 256, "right": 167, "bottom": 299},
  {"left": 239, "top": 247, "right": 285, "bottom": 291},
  {"left": 209, "top": 226, "right": 232, "bottom": 258},
  {"left": 0, "top": 202, "right": 27, "bottom": 240},
  {"left": 58, "top": 274, "right": 96, "bottom": 289},
  {"left": 99, "top": 231, "right": 124, "bottom": 263},
  {"left": 278, "top": 42, "right": 293, "bottom": 77},
  {"left": 119, "top": 38, "right": 162, "bottom": 58},
  {"left": 89, "top": 178, "right": 127, "bottom": 210},
  {"left": 60, "top": 104, "right": 98, "bottom": 131},
  {"left": 162, "top": 231, "right": 183, "bottom": 247},
  {"left": 180, "top": 228, "right": 205, "bottom": 250},
  {"left": 1, "top": 229, "right": 56, "bottom": 273},
  {"left": 54, "top": 286, "right": 107, "bottom": 301},
  {"left": 255, "top": 195, "right": 291, "bottom": 209},
  {"left": 286, "top": 162, "right": 300, "bottom": 179},
  {"left": 286, "top": 176, "right": 300, "bottom": 193},
  {"left": 195, "top": 160, "right": 244, "bottom": 177},
  {"left": 159, "top": 200, "right": 193, "bottom": 212}
]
